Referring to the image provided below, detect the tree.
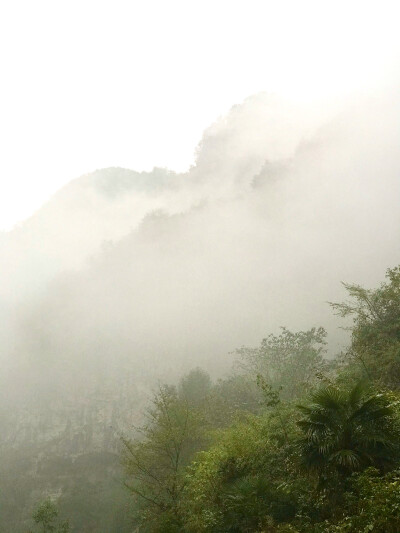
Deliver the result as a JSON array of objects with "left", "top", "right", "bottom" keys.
[
  {"left": 29, "top": 499, "right": 69, "bottom": 533},
  {"left": 121, "top": 384, "right": 206, "bottom": 531},
  {"left": 178, "top": 367, "right": 212, "bottom": 408},
  {"left": 297, "top": 381, "right": 399, "bottom": 482},
  {"left": 324, "top": 468, "right": 400, "bottom": 533},
  {"left": 182, "top": 413, "right": 303, "bottom": 533},
  {"left": 330, "top": 266, "right": 400, "bottom": 388},
  {"left": 235, "top": 327, "right": 328, "bottom": 400}
]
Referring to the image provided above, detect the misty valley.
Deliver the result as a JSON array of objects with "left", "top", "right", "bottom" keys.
[{"left": 1, "top": 93, "right": 400, "bottom": 532}]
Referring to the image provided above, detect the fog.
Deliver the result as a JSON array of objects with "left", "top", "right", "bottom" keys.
[{"left": 1, "top": 89, "right": 400, "bottom": 443}]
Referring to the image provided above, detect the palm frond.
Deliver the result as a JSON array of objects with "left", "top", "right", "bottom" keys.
[{"left": 296, "top": 381, "right": 397, "bottom": 478}]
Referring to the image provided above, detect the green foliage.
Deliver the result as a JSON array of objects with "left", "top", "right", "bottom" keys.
[
  {"left": 119, "top": 266, "right": 400, "bottom": 532},
  {"left": 182, "top": 412, "right": 303, "bottom": 532},
  {"left": 236, "top": 327, "right": 328, "bottom": 400},
  {"left": 256, "top": 375, "right": 282, "bottom": 408},
  {"left": 30, "top": 499, "right": 70, "bottom": 533},
  {"left": 121, "top": 383, "right": 207, "bottom": 531},
  {"left": 205, "top": 374, "right": 263, "bottom": 428},
  {"left": 297, "top": 381, "right": 399, "bottom": 481},
  {"left": 179, "top": 367, "right": 213, "bottom": 408},
  {"left": 330, "top": 266, "right": 400, "bottom": 387},
  {"left": 310, "top": 468, "right": 400, "bottom": 532}
]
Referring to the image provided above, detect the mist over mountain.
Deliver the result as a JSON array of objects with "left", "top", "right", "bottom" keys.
[
  {"left": 1, "top": 90, "right": 400, "bottom": 393},
  {"left": 2, "top": 91, "right": 400, "bottom": 384},
  {"left": 1, "top": 90, "right": 400, "bottom": 531}
]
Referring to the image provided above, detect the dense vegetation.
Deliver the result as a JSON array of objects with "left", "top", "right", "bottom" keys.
[
  {"left": 25, "top": 266, "right": 400, "bottom": 531},
  {"left": 118, "top": 266, "right": 400, "bottom": 532}
]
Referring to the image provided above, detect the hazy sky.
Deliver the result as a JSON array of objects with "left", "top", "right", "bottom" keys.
[{"left": 0, "top": 0, "right": 399, "bottom": 230}]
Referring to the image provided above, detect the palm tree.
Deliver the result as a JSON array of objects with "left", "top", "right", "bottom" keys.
[{"left": 297, "top": 381, "right": 399, "bottom": 479}]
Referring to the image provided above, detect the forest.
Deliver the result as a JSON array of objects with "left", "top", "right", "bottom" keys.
[
  {"left": 25, "top": 265, "right": 400, "bottom": 532},
  {"left": 1, "top": 87, "right": 399, "bottom": 533},
  {"left": 1, "top": 3, "right": 399, "bottom": 532}
]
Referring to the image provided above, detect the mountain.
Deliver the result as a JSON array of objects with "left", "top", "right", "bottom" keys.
[{"left": 1, "top": 91, "right": 400, "bottom": 531}]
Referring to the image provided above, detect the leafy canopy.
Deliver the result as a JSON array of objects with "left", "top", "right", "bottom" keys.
[
  {"left": 236, "top": 327, "right": 327, "bottom": 400},
  {"left": 297, "top": 381, "right": 399, "bottom": 479},
  {"left": 29, "top": 499, "right": 70, "bottom": 533},
  {"left": 330, "top": 266, "right": 400, "bottom": 387}
]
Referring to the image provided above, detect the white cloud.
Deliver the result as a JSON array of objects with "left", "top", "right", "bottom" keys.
[{"left": 0, "top": 0, "right": 399, "bottom": 229}]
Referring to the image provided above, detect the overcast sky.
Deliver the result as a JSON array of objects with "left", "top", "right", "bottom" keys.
[{"left": 0, "top": 0, "right": 399, "bottom": 230}]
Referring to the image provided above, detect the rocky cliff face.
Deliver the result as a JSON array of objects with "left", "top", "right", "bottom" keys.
[{"left": 0, "top": 372, "right": 144, "bottom": 532}]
